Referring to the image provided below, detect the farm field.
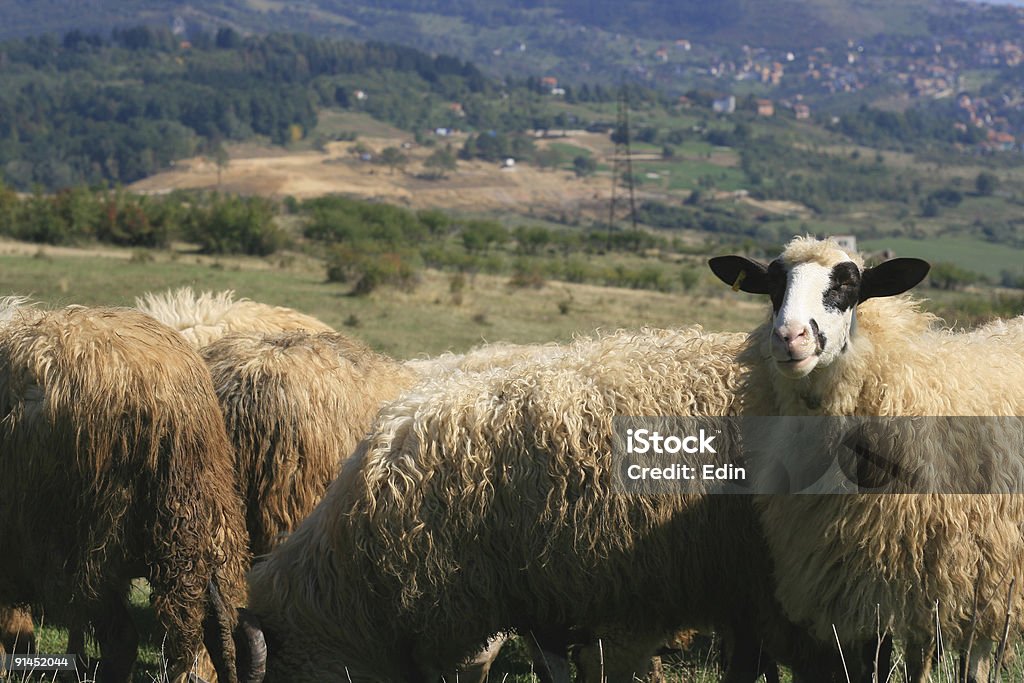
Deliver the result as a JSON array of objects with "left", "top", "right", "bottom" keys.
[{"left": 860, "top": 236, "right": 1024, "bottom": 280}]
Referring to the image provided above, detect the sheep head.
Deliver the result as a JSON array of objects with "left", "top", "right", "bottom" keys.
[{"left": 710, "top": 237, "right": 929, "bottom": 377}]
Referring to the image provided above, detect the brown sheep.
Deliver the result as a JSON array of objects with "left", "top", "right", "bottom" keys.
[
  {"left": 200, "top": 330, "right": 418, "bottom": 557},
  {"left": 0, "top": 303, "right": 249, "bottom": 683}
]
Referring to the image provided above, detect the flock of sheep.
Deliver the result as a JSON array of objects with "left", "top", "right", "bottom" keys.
[{"left": 1, "top": 235, "right": 1023, "bottom": 683}]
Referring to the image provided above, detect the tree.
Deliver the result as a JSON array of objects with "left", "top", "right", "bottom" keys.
[
  {"left": 461, "top": 219, "right": 508, "bottom": 252},
  {"left": 975, "top": 171, "right": 999, "bottom": 197},
  {"left": 417, "top": 208, "right": 451, "bottom": 235},
  {"left": 211, "top": 143, "right": 230, "bottom": 188},
  {"left": 348, "top": 141, "right": 371, "bottom": 159},
  {"left": 573, "top": 155, "right": 597, "bottom": 178},
  {"left": 929, "top": 261, "right": 979, "bottom": 291},
  {"left": 423, "top": 147, "right": 457, "bottom": 179},
  {"left": 379, "top": 146, "right": 408, "bottom": 175},
  {"left": 515, "top": 225, "right": 551, "bottom": 255}
]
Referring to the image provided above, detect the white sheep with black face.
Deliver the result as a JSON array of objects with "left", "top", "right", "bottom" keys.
[
  {"left": 711, "top": 238, "right": 929, "bottom": 380},
  {"left": 710, "top": 236, "right": 1024, "bottom": 683}
]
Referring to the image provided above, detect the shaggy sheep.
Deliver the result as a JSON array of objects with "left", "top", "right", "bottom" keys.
[
  {"left": 233, "top": 326, "right": 835, "bottom": 683},
  {"left": 136, "top": 288, "right": 333, "bottom": 348},
  {"left": 710, "top": 236, "right": 1024, "bottom": 682},
  {"left": 0, "top": 302, "right": 250, "bottom": 683},
  {"left": 0, "top": 606, "right": 34, "bottom": 658},
  {"left": 201, "top": 330, "right": 418, "bottom": 557}
]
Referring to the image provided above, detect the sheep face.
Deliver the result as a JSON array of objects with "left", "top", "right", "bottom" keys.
[{"left": 710, "top": 239, "right": 929, "bottom": 378}]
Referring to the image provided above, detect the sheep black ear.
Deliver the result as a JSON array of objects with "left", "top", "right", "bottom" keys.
[
  {"left": 859, "top": 258, "right": 930, "bottom": 302},
  {"left": 708, "top": 255, "right": 772, "bottom": 294}
]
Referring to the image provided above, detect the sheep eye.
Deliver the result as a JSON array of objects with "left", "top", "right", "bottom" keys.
[{"left": 823, "top": 262, "right": 862, "bottom": 312}]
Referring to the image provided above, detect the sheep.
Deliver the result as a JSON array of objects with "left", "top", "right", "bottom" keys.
[
  {"left": 231, "top": 325, "right": 837, "bottom": 683},
  {"left": 710, "top": 236, "right": 1024, "bottom": 682},
  {"left": 0, "top": 302, "right": 250, "bottom": 683},
  {"left": 200, "top": 330, "right": 419, "bottom": 558},
  {"left": 136, "top": 288, "right": 334, "bottom": 349},
  {"left": 0, "top": 606, "right": 34, "bottom": 658}
]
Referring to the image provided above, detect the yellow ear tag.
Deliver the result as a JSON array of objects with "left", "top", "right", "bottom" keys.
[{"left": 731, "top": 270, "right": 746, "bottom": 292}]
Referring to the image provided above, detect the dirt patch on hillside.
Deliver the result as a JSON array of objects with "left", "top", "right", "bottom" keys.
[{"left": 131, "top": 134, "right": 615, "bottom": 215}]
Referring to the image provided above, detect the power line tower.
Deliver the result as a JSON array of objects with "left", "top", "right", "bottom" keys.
[{"left": 607, "top": 87, "right": 638, "bottom": 250}]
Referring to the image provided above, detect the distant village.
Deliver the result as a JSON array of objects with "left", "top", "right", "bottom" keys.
[{"left": 508, "top": 2, "right": 1024, "bottom": 154}]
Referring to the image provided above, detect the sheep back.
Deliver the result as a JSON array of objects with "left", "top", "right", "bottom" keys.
[{"left": 202, "top": 330, "right": 417, "bottom": 557}]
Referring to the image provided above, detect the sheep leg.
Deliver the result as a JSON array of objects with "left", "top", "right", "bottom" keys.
[
  {"left": 0, "top": 606, "right": 35, "bottom": 655},
  {"left": 721, "top": 626, "right": 779, "bottom": 683},
  {"left": 202, "top": 576, "right": 240, "bottom": 683},
  {"left": 521, "top": 635, "right": 571, "bottom": 683},
  {"left": 846, "top": 635, "right": 892, "bottom": 683},
  {"left": 903, "top": 637, "right": 935, "bottom": 683},
  {"left": 64, "top": 627, "right": 92, "bottom": 682},
  {"left": 959, "top": 640, "right": 993, "bottom": 683},
  {"left": 92, "top": 594, "right": 139, "bottom": 683}
]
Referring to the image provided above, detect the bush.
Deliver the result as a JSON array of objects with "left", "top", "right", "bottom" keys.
[
  {"left": 975, "top": 171, "right": 999, "bottom": 197},
  {"left": 929, "top": 261, "right": 980, "bottom": 291},
  {"left": 680, "top": 266, "right": 700, "bottom": 291},
  {"left": 186, "top": 195, "right": 285, "bottom": 255},
  {"left": 515, "top": 225, "right": 552, "bottom": 255},
  {"left": 573, "top": 155, "right": 597, "bottom": 177},
  {"left": 326, "top": 244, "right": 421, "bottom": 295},
  {"left": 460, "top": 219, "right": 509, "bottom": 252},
  {"left": 303, "top": 196, "right": 426, "bottom": 246},
  {"left": 508, "top": 258, "right": 546, "bottom": 289}
]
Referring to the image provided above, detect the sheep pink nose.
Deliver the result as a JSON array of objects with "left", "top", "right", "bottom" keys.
[{"left": 775, "top": 324, "right": 812, "bottom": 353}]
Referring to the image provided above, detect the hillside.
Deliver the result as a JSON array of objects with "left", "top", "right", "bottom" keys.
[
  {"left": 0, "top": 0, "right": 973, "bottom": 70},
  {"left": 2, "top": 14, "right": 1024, "bottom": 292}
]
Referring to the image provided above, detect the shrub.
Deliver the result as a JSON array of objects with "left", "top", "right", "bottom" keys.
[
  {"left": 326, "top": 244, "right": 421, "bottom": 295},
  {"left": 186, "top": 194, "right": 285, "bottom": 255},
  {"left": 508, "top": 258, "right": 546, "bottom": 289}
]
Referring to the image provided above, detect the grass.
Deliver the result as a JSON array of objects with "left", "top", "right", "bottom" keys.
[
  {"left": 0, "top": 240, "right": 765, "bottom": 360},
  {"left": 859, "top": 236, "right": 1024, "bottom": 279},
  {"left": 548, "top": 142, "right": 592, "bottom": 159},
  {"left": 659, "top": 160, "right": 748, "bottom": 192}
]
